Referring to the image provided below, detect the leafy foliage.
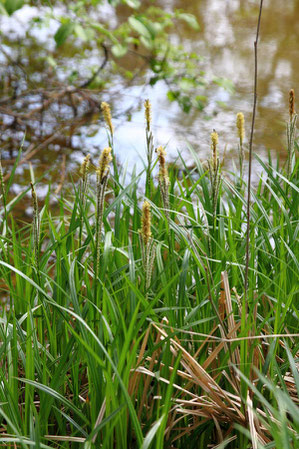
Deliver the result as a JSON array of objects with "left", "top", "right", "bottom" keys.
[{"left": 0, "top": 0, "right": 228, "bottom": 113}]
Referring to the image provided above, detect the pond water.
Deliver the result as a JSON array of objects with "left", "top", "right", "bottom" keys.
[
  {"left": 111, "top": 0, "right": 298, "bottom": 164},
  {"left": 0, "top": 0, "right": 298, "bottom": 211}
]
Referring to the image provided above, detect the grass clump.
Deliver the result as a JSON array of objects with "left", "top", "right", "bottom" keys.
[{"left": 0, "top": 96, "right": 298, "bottom": 449}]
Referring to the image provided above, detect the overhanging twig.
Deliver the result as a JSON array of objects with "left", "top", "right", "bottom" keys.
[{"left": 244, "top": 0, "right": 264, "bottom": 308}]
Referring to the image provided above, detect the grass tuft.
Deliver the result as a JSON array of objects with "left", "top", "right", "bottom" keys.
[{"left": 0, "top": 95, "right": 298, "bottom": 448}]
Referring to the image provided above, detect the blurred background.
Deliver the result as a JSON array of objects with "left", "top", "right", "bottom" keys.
[{"left": 0, "top": 0, "right": 298, "bottom": 211}]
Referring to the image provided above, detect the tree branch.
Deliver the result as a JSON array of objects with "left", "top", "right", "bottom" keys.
[{"left": 79, "top": 43, "right": 108, "bottom": 89}]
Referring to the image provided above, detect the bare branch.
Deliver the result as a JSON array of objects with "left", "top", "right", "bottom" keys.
[{"left": 244, "top": 0, "right": 264, "bottom": 308}]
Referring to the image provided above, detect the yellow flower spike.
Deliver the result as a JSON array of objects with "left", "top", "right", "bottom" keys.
[
  {"left": 144, "top": 99, "right": 151, "bottom": 132},
  {"left": 157, "top": 146, "right": 168, "bottom": 184},
  {"left": 80, "top": 154, "right": 90, "bottom": 178},
  {"left": 236, "top": 112, "right": 245, "bottom": 146},
  {"left": 156, "top": 146, "right": 170, "bottom": 219},
  {"left": 97, "top": 147, "right": 112, "bottom": 183},
  {"left": 211, "top": 131, "right": 219, "bottom": 170},
  {"left": 211, "top": 131, "right": 218, "bottom": 148},
  {"left": 101, "top": 101, "right": 114, "bottom": 136},
  {"left": 141, "top": 200, "right": 151, "bottom": 246}
]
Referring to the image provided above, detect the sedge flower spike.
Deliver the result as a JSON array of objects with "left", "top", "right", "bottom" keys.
[
  {"left": 236, "top": 112, "right": 245, "bottom": 146},
  {"left": 31, "top": 182, "right": 38, "bottom": 219},
  {"left": 157, "top": 146, "right": 168, "bottom": 185},
  {"left": 289, "top": 89, "right": 295, "bottom": 119},
  {"left": 211, "top": 131, "right": 218, "bottom": 148},
  {"left": 144, "top": 99, "right": 151, "bottom": 132},
  {"left": 211, "top": 131, "right": 219, "bottom": 170},
  {"left": 80, "top": 154, "right": 90, "bottom": 178},
  {"left": 141, "top": 201, "right": 152, "bottom": 246},
  {"left": 94, "top": 148, "right": 112, "bottom": 283},
  {"left": 287, "top": 89, "right": 297, "bottom": 178},
  {"left": 139, "top": 200, "right": 155, "bottom": 291},
  {"left": 101, "top": 101, "right": 114, "bottom": 136},
  {"left": 157, "top": 146, "right": 170, "bottom": 218},
  {"left": 97, "top": 147, "right": 112, "bottom": 183},
  {"left": 208, "top": 131, "right": 221, "bottom": 219}
]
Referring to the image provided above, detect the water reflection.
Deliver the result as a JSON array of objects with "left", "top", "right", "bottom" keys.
[
  {"left": 0, "top": 0, "right": 298, "bottom": 202},
  {"left": 95, "top": 0, "right": 299, "bottom": 169}
]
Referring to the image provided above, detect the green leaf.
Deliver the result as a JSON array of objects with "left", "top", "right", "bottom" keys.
[
  {"left": 74, "top": 24, "right": 88, "bottom": 41},
  {"left": 213, "top": 77, "right": 235, "bottom": 94},
  {"left": 179, "top": 95, "right": 192, "bottom": 113},
  {"left": 90, "top": 22, "right": 119, "bottom": 44},
  {"left": 140, "top": 416, "right": 164, "bottom": 449},
  {"left": 140, "top": 36, "right": 154, "bottom": 50},
  {"left": 85, "top": 406, "right": 124, "bottom": 443},
  {"left": 128, "top": 16, "right": 152, "bottom": 40},
  {"left": 0, "top": 3, "right": 8, "bottom": 14},
  {"left": 193, "top": 95, "right": 207, "bottom": 111},
  {"left": 216, "top": 100, "right": 229, "bottom": 109},
  {"left": 178, "top": 77, "right": 196, "bottom": 91},
  {"left": 195, "top": 95, "right": 207, "bottom": 102},
  {"left": 46, "top": 56, "right": 57, "bottom": 68},
  {"left": 177, "top": 13, "right": 200, "bottom": 31},
  {"left": 54, "top": 22, "right": 74, "bottom": 47},
  {"left": 167, "top": 90, "right": 179, "bottom": 102},
  {"left": 111, "top": 43, "right": 128, "bottom": 58},
  {"left": 123, "top": 0, "right": 140, "bottom": 8},
  {"left": 19, "top": 378, "right": 89, "bottom": 425},
  {"left": 4, "top": 0, "right": 24, "bottom": 15},
  {"left": 107, "top": 0, "right": 119, "bottom": 6}
]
